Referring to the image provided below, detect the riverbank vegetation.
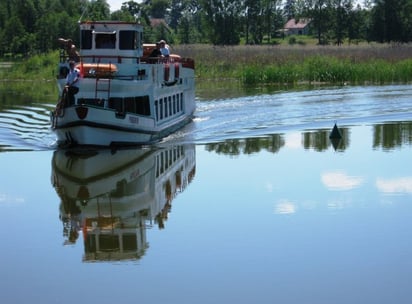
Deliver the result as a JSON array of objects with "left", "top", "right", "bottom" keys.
[
  {"left": 1, "top": 0, "right": 412, "bottom": 93},
  {"left": 1, "top": 0, "right": 412, "bottom": 58},
  {"left": 181, "top": 43, "right": 412, "bottom": 86},
  {"left": 1, "top": 43, "right": 412, "bottom": 89}
]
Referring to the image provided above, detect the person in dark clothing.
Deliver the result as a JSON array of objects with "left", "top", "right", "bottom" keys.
[{"left": 149, "top": 42, "right": 162, "bottom": 57}]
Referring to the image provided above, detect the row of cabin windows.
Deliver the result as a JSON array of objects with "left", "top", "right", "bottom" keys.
[
  {"left": 85, "top": 234, "right": 138, "bottom": 253},
  {"left": 109, "top": 96, "right": 150, "bottom": 116},
  {"left": 155, "top": 93, "right": 184, "bottom": 121},
  {"left": 78, "top": 96, "right": 150, "bottom": 116},
  {"left": 81, "top": 30, "right": 142, "bottom": 50},
  {"left": 156, "top": 146, "right": 185, "bottom": 178}
]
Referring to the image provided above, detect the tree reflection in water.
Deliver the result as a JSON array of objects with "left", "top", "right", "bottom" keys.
[{"left": 204, "top": 121, "right": 412, "bottom": 155}]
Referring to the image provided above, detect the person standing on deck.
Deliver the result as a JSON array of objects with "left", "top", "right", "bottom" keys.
[
  {"left": 65, "top": 61, "right": 80, "bottom": 105},
  {"left": 58, "top": 38, "right": 80, "bottom": 62},
  {"left": 159, "top": 40, "right": 170, "bottom": 57}
]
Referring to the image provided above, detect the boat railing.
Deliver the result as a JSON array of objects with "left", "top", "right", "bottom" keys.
[
  {"left": 141, "top": 56, "right": 194, "bottom": 69},
  {"left": 60, "top": 52, "right": 193, "bottom": 68},
  {"left": 141, "top": 56, "right": 178, "bottom": 64},
  {"left": 59, "top": 53, "right": 193, "bottom": 81},
  {"left": 80, "top": 55, "right": 140, "bottom": 64}
]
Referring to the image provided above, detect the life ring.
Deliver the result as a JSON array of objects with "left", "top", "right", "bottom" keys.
[{"left": 78, "top": 63, "right": 117, "bottom": 78}]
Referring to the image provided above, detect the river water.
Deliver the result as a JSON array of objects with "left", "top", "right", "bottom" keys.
[{"left": 1, "top": 83, "right": 412, "bottom": 303}]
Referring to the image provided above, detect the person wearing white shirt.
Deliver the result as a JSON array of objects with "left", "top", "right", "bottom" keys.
[
  {"left": 65, "top": 61, "right": 80, "bottom": 105},
  {"left": 159, "top": 40, "right": 170, "bottom": 57}
]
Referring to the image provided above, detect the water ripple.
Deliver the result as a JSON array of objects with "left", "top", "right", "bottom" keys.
[
  {"left": 0, "top": 105, "right": 56, "bottom": 151},
  {"left": 2, "top": 85, "right": 412, "bottom": 150}
]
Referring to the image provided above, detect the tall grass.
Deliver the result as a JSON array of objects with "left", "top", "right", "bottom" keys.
[
  {"left": 175, "top": 43, "right": 412, "bottom": 86},
  {"left": 2, "top": 44, "right": 412, "bottom": 89}
]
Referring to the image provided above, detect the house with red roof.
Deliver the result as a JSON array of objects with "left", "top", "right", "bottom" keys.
[{"left": 284, "top": 18, "right": 312, "bottom": 35}]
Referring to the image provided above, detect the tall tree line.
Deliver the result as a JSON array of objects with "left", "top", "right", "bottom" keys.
[{"left": 0, "top": 0, "right": 411, "bottom": 56}]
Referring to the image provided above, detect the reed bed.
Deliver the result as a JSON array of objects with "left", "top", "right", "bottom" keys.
[
  {"left": 1, "top": 43, "right": 412, "bottom": 100},
  {"left": 175, "top": 43, "right": 412, "bottom": 85}
]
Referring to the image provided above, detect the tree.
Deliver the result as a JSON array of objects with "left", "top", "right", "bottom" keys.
[
  {"left": 200, "top": 0, "right": 242, "bottom": 45},
  {"left": 347, "top": 3, "right": 368, "bottom": 43},
  {"left": 149, "top": 0, "right": 170, "bottom": 18},
  {"left": 176, "top": 1, "right": 203, "bottom": 43},
  {"left": 370, "top": 0, "right": 412, "bottom": 43},
  {"left": 86, "top": 0, "right": 111, "bottom": 20},
  {"left": 244, "top": 0, "right": 264, "bottom": 44},
  {"left": 284, "top": 0, "right": 296, "bottom": 19}
]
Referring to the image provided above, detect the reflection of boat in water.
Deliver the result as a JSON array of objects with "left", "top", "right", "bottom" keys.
[{"left": 51, "top": 145, "right": 196, "bottom": 262}]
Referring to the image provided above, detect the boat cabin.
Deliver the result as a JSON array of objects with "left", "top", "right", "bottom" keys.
[{"left": 79, "top": 21, "right": 144, "bottom": 64}]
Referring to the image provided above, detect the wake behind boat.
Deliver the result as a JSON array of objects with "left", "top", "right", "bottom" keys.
[{"left": 51, "top": 20, "right": 195, "bottom": 147}]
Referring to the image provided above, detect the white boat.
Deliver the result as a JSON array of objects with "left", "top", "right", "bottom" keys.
[
  {"left": 51, "top": 21, "right": 195, "bottom": 147},
  {"left": 51, "top": 144, "right": 196, "bottom": 262}
]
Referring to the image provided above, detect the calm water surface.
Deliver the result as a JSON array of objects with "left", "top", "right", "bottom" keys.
[{"left": 0, "top": 83, "right": 412, "bottom": 304}]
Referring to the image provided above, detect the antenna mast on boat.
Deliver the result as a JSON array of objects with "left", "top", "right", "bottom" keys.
[{"left": 78, "top": 0, "right": 91, "bottom": 22}]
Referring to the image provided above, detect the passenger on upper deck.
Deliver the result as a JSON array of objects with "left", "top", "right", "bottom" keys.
[
  {"left": 58, "top": 38, "right": 80, "bottom": 62},
  {"left": 149, "top": 42, "right": 162, "bottom": 57},
  {"left": 159, "top": 40, "right": 170, "bottom": 57}
]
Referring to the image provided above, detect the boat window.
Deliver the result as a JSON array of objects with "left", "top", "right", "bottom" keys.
[
  {"left": 119, "top": 31, "right": 138, "bottom": 50},
  {"left": 159, "top": 99, "right": 163, "bottom": 119},
  {"left": 96, "top": 33, "right": 116, "bottom": 49},
  {"left": 99, "top": 235, "right": 120, "bottom": 251},
  {"left": 173, "top": 95, "right": 176, "bottom": 114},
  {"left": 160, "top": 152, "right": 164, "bottom": 174},
  {"left": 84, "top": 235, "right": 97, "bottom": 253},
  {"left": 168, "top": 96, "right": 172, "bottom": 116},
  {"left": 180, "top": 93, "right": 183, "bottom": 110},
  {"left": 109, "top": 97, "right": 123, "bottom": 113},
  {"left": 135, "top": 96, "right": 151, "bottom": 116},
  {"left": 176, "top": 94, "right": 180, "bottom": 112},
  {"left": 81, "top": 30, "right": 92, "bottom": 49},
  {"left": 155, "top": 100, "right": 159, "bottom": 120},
  {"left": 165, "top": 152, "right": 169, "bottom": 170},
  {"left": 78, "top": 98, "right": 104, "bottom": 107},
  {"left": 124, "top": 97, "right": 136, "bottom": 113},
  {"left": 123, "top": 234, "right": 137, "bottom": 251}
]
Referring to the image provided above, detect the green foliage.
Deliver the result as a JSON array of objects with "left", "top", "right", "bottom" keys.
[
  {"left": 1, "top": 51, "right": 57, "bottom": 80},
  {"left": 1, "top": 0, "right": 412, "bottom": 57},
  {"left": 2, "top": 44, "right": 412, "bottom": 97},
  {"left": 189, "top": 44, "right": 412, "bottom": 86},
  {"left": 241, "top": 56, "right": 412, "bottom": 86}
]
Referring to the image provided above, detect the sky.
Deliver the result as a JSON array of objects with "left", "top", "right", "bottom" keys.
[{"left": 107, "top": 0, "right": 124, "bottom": 11}]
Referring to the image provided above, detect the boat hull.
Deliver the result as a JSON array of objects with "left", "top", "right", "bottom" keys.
[
  {"left": 52, "top": 107, "right": 194, "bottom": 146},
  {"left": 51, "top": 62, "right": 195, "bottom": 147}
]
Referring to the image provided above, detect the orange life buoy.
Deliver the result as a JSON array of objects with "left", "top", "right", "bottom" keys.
[{"left": 77, "top": 63, "right": 117, "bottom": 78}]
